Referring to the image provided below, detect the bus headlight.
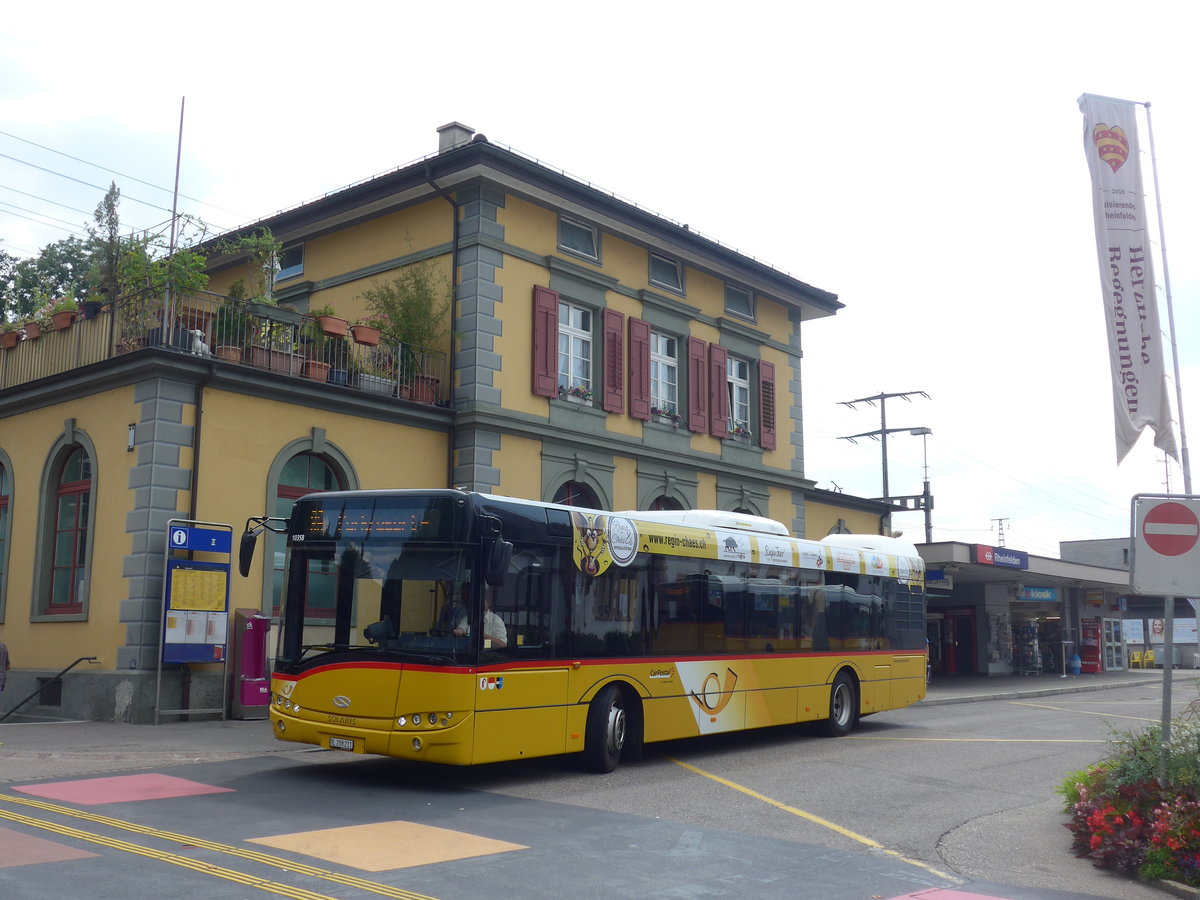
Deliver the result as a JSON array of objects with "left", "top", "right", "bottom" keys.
[
  {"left": 397, "top": 716, "right": 407, "bottom": 726},
  {"left": 411, "top": 737, "right": 423, "bottom": 751}
]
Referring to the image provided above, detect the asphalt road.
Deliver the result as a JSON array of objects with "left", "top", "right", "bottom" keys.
[{"left": 2, "top": 674, "right": 1198, "bottom": 899}]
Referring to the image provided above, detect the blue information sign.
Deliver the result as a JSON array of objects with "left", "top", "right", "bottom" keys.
[{"left": 168, "top": 525, "right": 233, "bottom": 554}]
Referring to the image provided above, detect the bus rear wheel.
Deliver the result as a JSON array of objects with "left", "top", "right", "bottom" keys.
[
  {"left": 824, "top": 671, "right": 857, "bottom": 737},
  {"left": 584, "top": 684, "right": 627, "bottom": 773}
]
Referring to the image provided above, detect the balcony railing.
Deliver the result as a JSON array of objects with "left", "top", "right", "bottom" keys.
[{"left": 0, "top": 291, "right": 449, "bottom": 406}]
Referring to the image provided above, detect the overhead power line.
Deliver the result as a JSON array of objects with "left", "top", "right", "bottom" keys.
[
  {"left": 0, "top": 127, "right": 249, "bottom": 220},
  {"left": 0, "top": 150, "right": 174, "bottom": 215}
]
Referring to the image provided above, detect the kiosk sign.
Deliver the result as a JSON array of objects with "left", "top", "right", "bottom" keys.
[{"left": 1131, "top": 494, "right": 1200, "bottom": 595}]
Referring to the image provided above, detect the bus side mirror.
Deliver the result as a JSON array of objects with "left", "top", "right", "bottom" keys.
[
  {"left": 239, "top": 530, "right": 259, "bottom": 578},
  {"left": 484, "top": 538, "right": 512, "bottom": 587}
]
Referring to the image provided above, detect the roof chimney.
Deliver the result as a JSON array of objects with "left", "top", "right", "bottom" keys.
[{"left": 437, "top": 122, "right": 475, "bottom": 153}]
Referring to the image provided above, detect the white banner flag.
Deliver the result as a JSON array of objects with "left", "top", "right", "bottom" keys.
[{"left": 1078, "top": 94, "right": 1177, "bottom": 463}]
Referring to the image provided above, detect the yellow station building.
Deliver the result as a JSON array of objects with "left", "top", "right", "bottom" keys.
[{"left": 0, "top": 123, "right": 895, "bottom": 722}]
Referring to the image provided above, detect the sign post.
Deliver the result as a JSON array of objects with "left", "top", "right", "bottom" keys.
[
  {"left": 154, "top": 519, "right": 234, "bottom": 724},
  {"left": 1130, "top": 494, "right": 1200, "bottom": 782}
]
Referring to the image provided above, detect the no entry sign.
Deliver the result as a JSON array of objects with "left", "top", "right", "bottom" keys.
[{"left": 1131, "top": 494, "right": 1200, "bottom": 595}]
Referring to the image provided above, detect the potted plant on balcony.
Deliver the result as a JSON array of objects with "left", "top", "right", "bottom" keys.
[
  {"left": 212, "top": 301, "right": 248, "bottom": 362},
  {"left": 359, "top": 257, "right": 452, "bottom": 404},
  {"left": 348, "top": 352, "right": 396, "bottom": 396},
  {"left": 0, "top": 319, "right": 20, "bottom": 350},
  {"left": 50, "top": 297, "right": 79, "bottom": 330},
  {"left": 299, "top": 308, "right": 338, "bottom": 382},
  {"left": 79, "top": 295, "right": 105, "bottom": 320},
  {"left": 22, "top": 309, "right": 51, "bottom": 340},
  {"left": 310, "top": 304, "right": 349, "bottom": 338},
  {"left": 349, "top": 319, "right": 382, "bottom": 346}
]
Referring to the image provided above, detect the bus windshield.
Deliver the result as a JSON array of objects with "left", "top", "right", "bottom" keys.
[{"left": 277, "top": 537, "right": 477, "bottom": 668}]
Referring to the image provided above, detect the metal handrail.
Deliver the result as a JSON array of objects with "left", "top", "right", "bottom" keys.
[{"left": 0, "top": 656, "right": 100, "bottom": 722}]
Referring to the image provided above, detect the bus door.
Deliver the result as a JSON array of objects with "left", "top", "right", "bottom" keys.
[{"left": 471, "top": 547, "right": 571, "bottom": 764}]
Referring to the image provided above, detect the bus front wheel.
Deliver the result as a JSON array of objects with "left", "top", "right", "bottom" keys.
[
  {"left": 584, "top": 684, "right": 627, "bottom": 773},
  {"left": 824, "top": 671, "right": 857, "bottom": 737}
]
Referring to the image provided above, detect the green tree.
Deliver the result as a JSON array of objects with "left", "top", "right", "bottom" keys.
[
  {"left": 0, "top": 237, "right": 93, "bottom": 319},
  {"left": 87, "top": 181, "right": 122, "bottom": 302}
]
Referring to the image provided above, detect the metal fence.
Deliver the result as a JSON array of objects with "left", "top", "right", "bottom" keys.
[{"left": 0, "top": 291, "right": 449, "bottom": 405}]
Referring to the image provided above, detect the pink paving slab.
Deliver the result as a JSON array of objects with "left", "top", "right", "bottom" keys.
[
  {"left": 0, "top": 826, "right": 100, "bottom": 867},
  {"left": 13, "top": 773, "right": 234, "bottom": 806}
]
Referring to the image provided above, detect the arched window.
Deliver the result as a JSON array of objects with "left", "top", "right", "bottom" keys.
[
  {"left": 272, "top": 452, "right": 344, "bottom": 617},
  {"left": 553, "top": 481, "right": 600, "bottom": 509},
  {"left": 650, "top": 495, "right": 683, "bottom": 511},
  {"left": 49, "top": 447, "right": 92, "bottom": 615}
]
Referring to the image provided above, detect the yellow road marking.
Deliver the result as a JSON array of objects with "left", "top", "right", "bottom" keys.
[
  {"left": 0, "top": 793, "right": 437, "bottom": 900},
  {"left": 667, "top": 758, "right": 960, "bottom": 883},
  {"left": 0, "top": 808, "right": 334, "bottom": 900},
  {"left": 848, "top": 736, "right": 1104, "bottom": 743},
  {"left": 1009, "top": 701, "right": 1158, "bottom": 722}
]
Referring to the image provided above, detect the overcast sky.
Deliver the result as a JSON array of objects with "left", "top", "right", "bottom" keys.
[{"left": 2, "top": 1, "right": 1197, "bottom": 559}]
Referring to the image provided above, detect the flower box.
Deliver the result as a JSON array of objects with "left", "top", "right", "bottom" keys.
[
  {"left": 51, "top": 310, "right": 76, "bottom": 330},
  {"left": 249, "top": 345, "right": 303, "bottom": 375},
  {"left": 350, "top": 323, "right": 381, "bottom": 346},
  {"left": 400, "top": 374, "right": 439, "bottom": 404},
  {"left": 316, "top": 315, "right": 349, "bottom": 338},
  {"left": 0, "top": 330, "right": 19, "bottom": 350},
  {"left": 302, "top": 360, "right": 332, "bottom": 382},
  {"left": 355, "top": 373, "right": 395, "bottom": 396}
]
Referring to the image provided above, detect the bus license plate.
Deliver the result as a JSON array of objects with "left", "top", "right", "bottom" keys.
[{"left": 328, "top": 737, "right": 354, "bottom": 751}]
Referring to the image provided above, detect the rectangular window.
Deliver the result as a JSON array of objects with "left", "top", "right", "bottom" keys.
[
  {"left": 649, "top": 332, "right": 678, "bottom": 415},
  {"left": 558, "top": 217, "right": 598, "bottom": 261},
  {"left": 277, "top": 245, "right": 304, "bottom": 282},
  {"left": 725, "top": 285, "right": 753, "bottom": 319},
  {"left": 558, "top": 301, "right": 593, "bottom": 400},
  {"left": 649, "top": 253, "right": 683, "bottom": 293},
  {"left": 727, "top": 356, "right": 751, "bottom": 436}
]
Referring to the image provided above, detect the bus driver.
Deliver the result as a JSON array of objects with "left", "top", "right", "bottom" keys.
[{"left": 447, "top": 594, "right": 507, "bottom": 649}]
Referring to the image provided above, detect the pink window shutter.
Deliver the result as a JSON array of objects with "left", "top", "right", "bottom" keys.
[
  {"left": 758, "top": 360, "right": 777, "bottom": 450},
  {"left": 532, "top": 285, "right": 558, "bottom": 397},
  {"left": 628, "top": 317, "right": 651, "bottom": 420},
  {"left": 687, "top": 337, "right": 708, "bottom": 433},
  {"left": 602, "top": 308, "right": 625, "bottom": 413},
  {"left": 708, "top": 343, "right": 729, "bottom": 438}
]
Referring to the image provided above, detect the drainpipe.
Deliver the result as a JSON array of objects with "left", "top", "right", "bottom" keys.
[
  {"left": 424, "top": 165, "right": 461, "bottom": 491},
  {"left": 188, "top": 362, "right": 215, "bottom": 521}
]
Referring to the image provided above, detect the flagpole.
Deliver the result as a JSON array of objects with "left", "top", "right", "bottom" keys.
[{"left": 1143, "top": 101, "right": 1192, "bottom": 493}]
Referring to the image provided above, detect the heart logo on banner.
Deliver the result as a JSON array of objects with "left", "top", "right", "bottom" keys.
[{"left": 1092, "top": 123, "right": 1129, "bottom": 173}]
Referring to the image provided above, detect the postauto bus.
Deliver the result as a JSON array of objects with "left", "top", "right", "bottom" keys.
[{"left": 239, "top": 489, "right": 926, "bottom": 772}]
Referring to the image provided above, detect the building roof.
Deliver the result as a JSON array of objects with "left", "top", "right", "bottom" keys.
[{"left": 208, "top": 129, "right": 842, "bottom": 322}]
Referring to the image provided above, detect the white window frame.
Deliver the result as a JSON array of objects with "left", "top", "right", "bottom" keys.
[
  {"left": 277, "top": 245, "right": 304, "bottom": 282},
  {"left": 649, "top": 253, "right": 683, "bottom": 293},
  {"left": 558, "top": 217, "right": 599, "bottom": 261},
  {"left": 649, "top": 331, "right": 678, "bottom": 415},
  {"left": 727, "top": 355, "right": 751, "bottom": 435},
  {"left": 557, "top": 300, "right": 593, "bottom": 402}
]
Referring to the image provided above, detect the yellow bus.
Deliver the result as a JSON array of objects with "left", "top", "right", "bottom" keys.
[{"left": 241, "top": 490, "right": 926, "bottom": 772}]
